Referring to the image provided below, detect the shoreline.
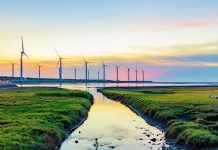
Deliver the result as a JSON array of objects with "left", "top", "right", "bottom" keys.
[{"left": 57, "top": 115, "right": 89, "bottom": 149}]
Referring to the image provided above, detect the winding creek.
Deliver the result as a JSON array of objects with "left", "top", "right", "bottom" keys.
[
  {"left": 21, "top": 83, "right": 208, "bottom": 149},
  {"left": 61, "top": 88, "right": 169, "bottom": 150}
]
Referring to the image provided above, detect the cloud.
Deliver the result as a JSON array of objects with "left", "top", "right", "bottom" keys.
[
  {"left": 155, "top": 54, "right": 218, "bottom": 67},
  {"left": 174, "top": 21, "right": 209, "bottom": 28},
  {"left": 130, "top": 41, "right": 218, "bottom": 57},
  {"left": 125, "top": 42, "right": 218, "bottom": 67}
]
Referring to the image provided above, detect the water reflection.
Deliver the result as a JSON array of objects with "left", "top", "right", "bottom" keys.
[{"left": 60, "top": 88, "right": 169, "bottom": 150}]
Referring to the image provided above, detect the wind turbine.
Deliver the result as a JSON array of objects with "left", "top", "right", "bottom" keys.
[
  {"left": 55, "top": 49, "right": 69, "bottom": 82},
  {"left": 135, "top": 65, "right": 139, "bottom": 82},
  {"left": 125, "top": 66, "right": 131, "bottom": 82},
  {"left": 87, "top": 69, "right": 90, "bottom": 80},
  {"left": 97, "top": 67, "right": 103, "bottom": 81},
  {"left": 113, "top": 65, "right": 120, "bottom": 82},
  {"left": 97, "top": 68, "right": 100, "bottom": 81},
  {"left": 142, "top": 70, "right": 146, "bottom": 82},
  {"left": 20, "top": 36, "right": 29, "bottom": 81},
  {"left": 82, "top": 56, "right": 91, "bottom": 82},
  {"left": 73, "top": 67, "right": 78, "bottom": 80},
  {"left": 102, "top": 59, "right": 109, "bottom": 82},
  {"left": 37, "top": 64, "right": 42, "bottom": 79},
  {"left": 10, "top": 61, "right": 16, "bottom": 78}
]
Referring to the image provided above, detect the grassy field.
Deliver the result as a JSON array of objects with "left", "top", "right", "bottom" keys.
[
  {"left": 0, "top": 87, "right": 93, "bottom": 150},
  {"left": 99, "top": 86, "right": 218, "bottom": 149}
]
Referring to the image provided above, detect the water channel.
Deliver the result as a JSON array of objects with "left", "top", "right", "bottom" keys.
[{"left": 22, "top": 83, "right": 208, "bottom": 149}]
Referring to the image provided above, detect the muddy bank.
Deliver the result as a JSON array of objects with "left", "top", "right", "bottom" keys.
[{"left": 56, "top": 116, "right": 89, "bottom": 149}]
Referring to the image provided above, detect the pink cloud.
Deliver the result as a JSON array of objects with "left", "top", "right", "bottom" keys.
[{"left": 174, "top": 21, "right": 209, "bottom": 28}]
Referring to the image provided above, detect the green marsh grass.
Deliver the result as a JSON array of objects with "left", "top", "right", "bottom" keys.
[
  {"left": 0, "top": 87, "right": 93, "bottom": 150},
  {"left": 100, "top": 87, "right": 218, "bottom": 148}
]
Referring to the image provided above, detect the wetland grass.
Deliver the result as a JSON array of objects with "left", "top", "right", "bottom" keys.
[
  {"left": 100, "top": 87, "right": 218, "bottom": 148},
  {"left": 0, "top": 87, "right": 93, "bottom": 150}
]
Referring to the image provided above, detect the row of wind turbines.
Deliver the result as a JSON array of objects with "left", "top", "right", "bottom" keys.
[{"left": 9, "top": 37, "right": 148, "bottom": 83}]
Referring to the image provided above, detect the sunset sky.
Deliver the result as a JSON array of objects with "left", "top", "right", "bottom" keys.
[{"left": 0, "top": 0, "right": 218, "bottom": 81}]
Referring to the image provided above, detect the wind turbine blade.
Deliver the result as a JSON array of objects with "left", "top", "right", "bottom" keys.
[
  {"left": 113, "top": 65, "right": 119, "bottom": 68},
  {"left": 37, "top": 64, "right": 42, "bottom": 67},
  {"left": 107, "top": 64, "right": 113, "bottom": 68},
  {"left": 54, "top": 49, "right": 61, "bottom": 58},
  {"left": 82, "top": 56, "right": 87, "bottom": 63},
  {"left": 23, "top": 52, "right": 29, "bottom": 59},
  {"left": 21, "top": 36, "right": 24, "bottom": 51},
  {"left": 56, "top": 60, "right": 60, "bottom": 67},
  {"left": 9, "top": 61, "right": 16, "bottom": 65},
  {"left": 82, "top": 64, "right": 86, "bottom": 69},
  {"left": 73, "top": 67, "right": 78, "bottom": 70}
]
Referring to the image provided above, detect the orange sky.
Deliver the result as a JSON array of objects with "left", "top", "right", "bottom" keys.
[{"left": 1, "top": 1, "right": 218, "bottom": 81}]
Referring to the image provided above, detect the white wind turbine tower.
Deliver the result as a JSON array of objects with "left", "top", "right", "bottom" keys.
[
  {"left": 87, "top": 69, "right": 90, "bottom": 80},
  {"left": 72, "top": 67, "right": 78, "bottom": 80},
  {"left": 37, "top": 64, "right": 42, "bottom": 79},
  {"left": 82, "top": 56, "right": 91, "bottom": 82},
  {"left": 135, "top": 65, "right": 139, "bottom": 82},
  {"left": 97, "top": 68, "right": 101, "bottom": 81},
  {"left": 55, "top": 49, "right": 69, "bottom": 82},
  {"left": 113, "top": 65, "right": 120, "bottom": 82},
  {"left": 102, "top": 59, "right": 109, "bottom": 82},
  {"left": 20, "top": 36, "right": 29, "bottom": 81},
  {"left": 10, "top": 61, "right": 16, "bottom": 78},
  {"left": 125, "top": 66, "right": 131, "bottom": 82},
  {"left": 142, "top": 70, "right": 145, "bottom": 82},
  {"left": 97, "top": 66, "right": 103, "bottom": 81}
]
